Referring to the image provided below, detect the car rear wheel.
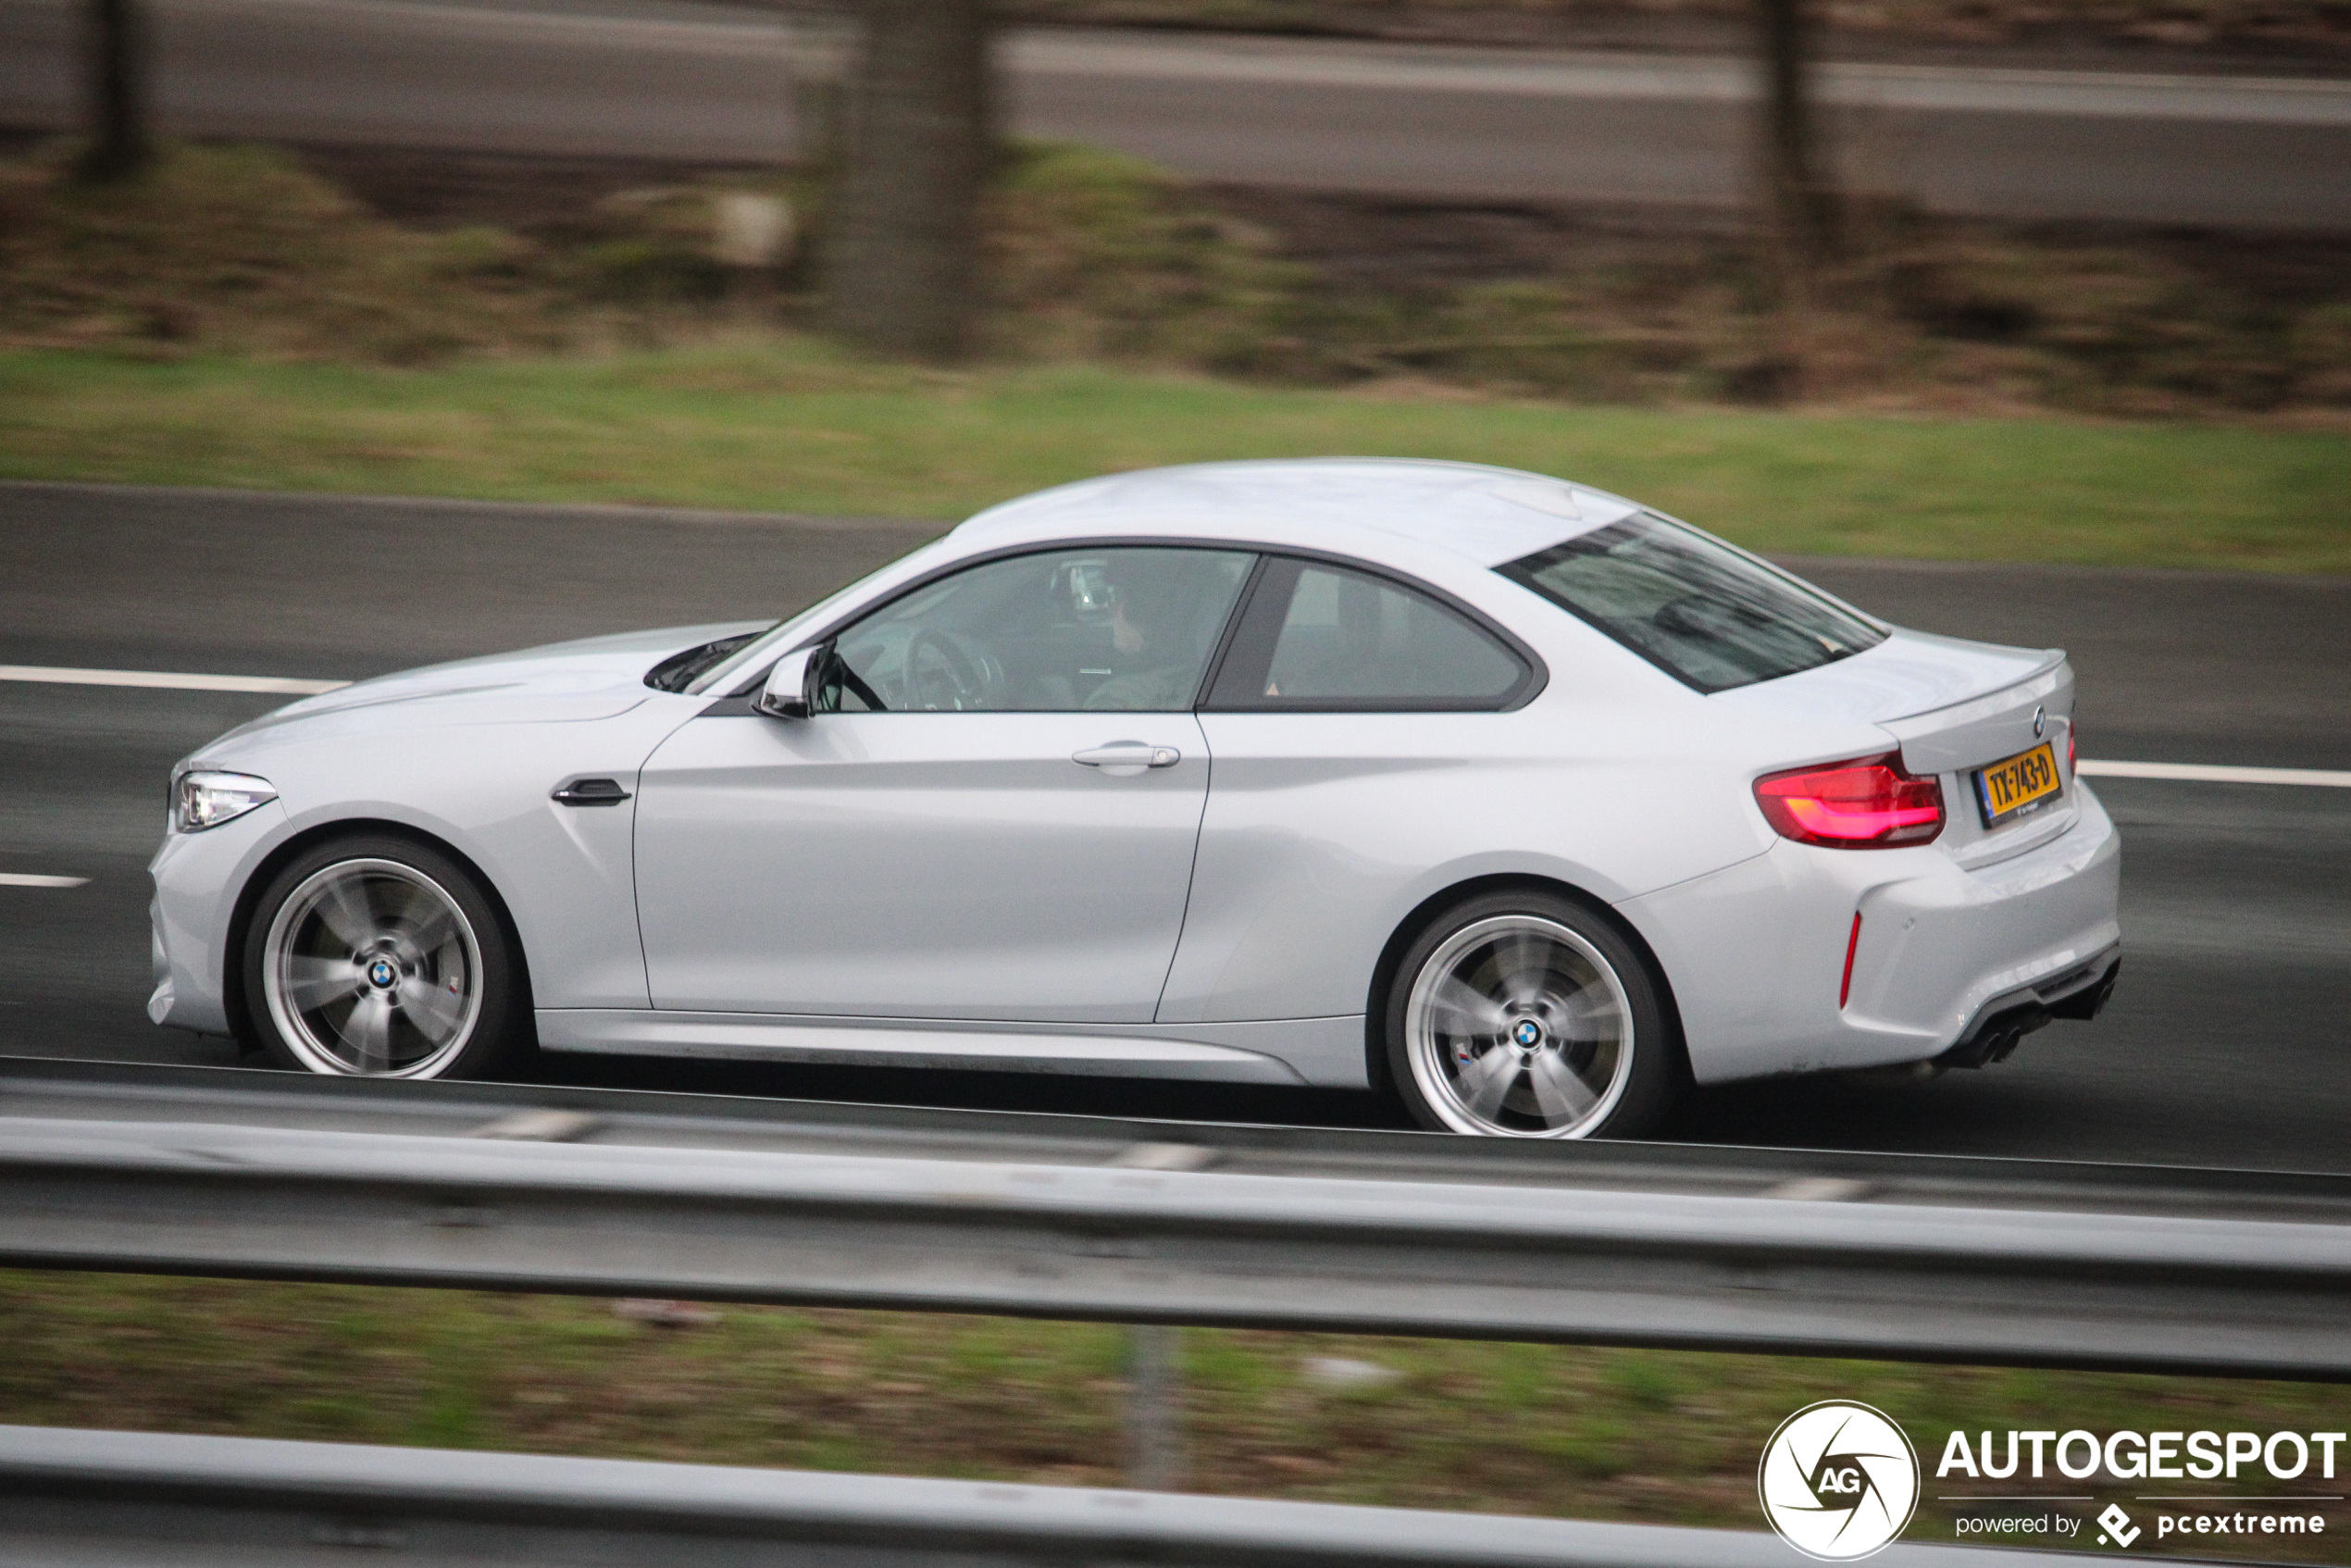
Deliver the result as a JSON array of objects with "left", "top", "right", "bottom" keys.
[
  {"left": 243, "top": 835, "right": 526, "bottom": 1079},
  {"left": 1384, "top": 890, "right": 1678, "bottom": 1139}
]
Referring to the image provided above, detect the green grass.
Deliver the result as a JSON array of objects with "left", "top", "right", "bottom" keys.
[
  {"left": 4, "top": 343, "right": 2346, "bottom": 571},
  {"left": 3, "top": 1271, "right": 2344, "bottom": 1561}
]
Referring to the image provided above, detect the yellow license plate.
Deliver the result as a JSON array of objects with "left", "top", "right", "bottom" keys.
[{"left": 1975, "top": 741, "right": 2062, "bottom": 827}]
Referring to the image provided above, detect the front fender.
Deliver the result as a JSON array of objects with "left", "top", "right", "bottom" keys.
[{"left": 165, "top": 698, "right": 706, "bottom": 1023}]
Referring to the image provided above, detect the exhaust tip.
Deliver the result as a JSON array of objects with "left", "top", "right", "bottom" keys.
[{"left": 1935, "top": 1001, "right": 2053, "bottom": 1071}]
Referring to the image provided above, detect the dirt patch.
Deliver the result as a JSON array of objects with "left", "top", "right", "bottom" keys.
[
  {"left": 4, "top": 137, "right": 2345, "bottom": 417},
  {"left": 0, "top": 142, "right": 818, "bottom": 361},
  {"left": 1025, "top": 171, "right": 2351, "bottom": 414},
  {"left": 1205, "top": 187, "right": 2351, "bottom": 306},
  {"left": 295, "top": 145, "right": 785, "bottom": 232}
]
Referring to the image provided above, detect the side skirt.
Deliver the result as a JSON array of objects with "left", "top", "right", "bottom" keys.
[{"left": 535, "top": 1010, "right": 1371, "bottom": 1088}]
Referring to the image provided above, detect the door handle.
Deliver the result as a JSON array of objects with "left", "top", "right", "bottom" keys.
[{"left": 1072, "top": 742, "right": 1181, "bottom": 776}]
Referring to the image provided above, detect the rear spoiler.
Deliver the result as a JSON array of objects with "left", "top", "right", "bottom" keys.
[{"left": 1880, "top": 651, "right": 2070, "bottom": 776}]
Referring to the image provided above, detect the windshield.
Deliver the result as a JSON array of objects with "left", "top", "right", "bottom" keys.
[{"left": 1500, "top": 513, "right": 1885, "bottom": 693}]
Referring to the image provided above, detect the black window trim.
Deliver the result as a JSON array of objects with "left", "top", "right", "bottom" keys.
[
  {"left": 1188, "top": 553, "right": 1273, "bottom": 711},
  {"left": 703, "top": 536, "right": 1546, "bottom": 717}
]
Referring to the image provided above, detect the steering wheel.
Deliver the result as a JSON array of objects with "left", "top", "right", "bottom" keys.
[{"left": 902, "top": 628, "right": 999, "bottom": 711}]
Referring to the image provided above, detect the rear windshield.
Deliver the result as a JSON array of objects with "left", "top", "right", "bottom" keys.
[{"left": 1500, "top": 513, "right": 1885, "bottom": 693}]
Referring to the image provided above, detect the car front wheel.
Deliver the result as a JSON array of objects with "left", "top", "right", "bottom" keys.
[
  {"left": 243, "top": 835, "right": 526, "bottom": 1079},
  {"left": 1384, "top": 890, "right": 1679, "bottom": 1139}
]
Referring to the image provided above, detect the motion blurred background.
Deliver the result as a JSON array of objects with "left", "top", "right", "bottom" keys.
[
  {"left": 1, "top": 0, "right": 2346, "bottom": 1550},
  {"left": 4, "top": 0, "right": 2350, "bottom": 415}
]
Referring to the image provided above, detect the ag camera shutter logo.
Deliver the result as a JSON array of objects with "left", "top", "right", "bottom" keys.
[{"left": 1759, "top": 1401, "right": 1922, "bottom": 1560}]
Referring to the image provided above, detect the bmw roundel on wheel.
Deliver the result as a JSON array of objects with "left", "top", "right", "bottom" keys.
[{"left": 150, "top": 459, "right": 2121, "bottom": 1138}]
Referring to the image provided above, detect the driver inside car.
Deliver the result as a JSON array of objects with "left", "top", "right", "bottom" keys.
[
  {"left": 1081, "top": 554, "right": 1229, "bottom": 711},
  {"left": 820, "top": 546, "right": 1253, "bottom": 713}
]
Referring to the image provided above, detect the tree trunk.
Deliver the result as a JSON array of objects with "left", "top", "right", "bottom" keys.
[
  {"left": 79, "top": 0, "right": 150, "bottom": 183},
  {"left": 824, "top": 0, "right": 990, "bottom": 360},
  {"left": 1757, "top": 0, "right": 1835, "bottom": 280}
]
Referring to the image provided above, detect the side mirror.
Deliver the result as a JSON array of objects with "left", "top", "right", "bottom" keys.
[{"left": 753, "top": 645, "right": 820, "bottom": 719}]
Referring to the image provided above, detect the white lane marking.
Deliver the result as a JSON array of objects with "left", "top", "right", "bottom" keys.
[
  {"left": 131, "top": 0, "right": 829, "bottom": 60},
  {"left": 0, "top": 665, "right": 349, "bottom": 695},
  {"left": 2081, "top": 760, "right": 2351, "bottom": 788},
  {"left": 0, "top": 873, "right": 90, "bottom": 889},
  {"left": 1011, "top": 33, "right": 2351, "bottom": 126},
  {"left": 22, "top": 0, "right": 2346, "bottom": 127}
]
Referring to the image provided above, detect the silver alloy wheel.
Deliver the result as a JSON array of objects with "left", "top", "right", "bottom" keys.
[
  {"left": 1403, "top": 914, "right": 1636, "bottom": 1138},
  {"left": 260, "top": 857, "right": 484, "bottom": 1077}
]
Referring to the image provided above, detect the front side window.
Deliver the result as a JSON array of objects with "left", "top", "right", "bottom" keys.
[
  {"left": 1207, "top": 559, "right": 1532, "bottom": 711},
  {"left": 824, "top": 546, "right": 1254, "bottom": 713},
  {"left": 1500, "top": 512, "right": 1885, "bottom": 694}
]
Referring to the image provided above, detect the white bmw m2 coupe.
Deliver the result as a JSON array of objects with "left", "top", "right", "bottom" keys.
[{"left": 151, "top": 459, "right": 2121, "bottom": 1139}]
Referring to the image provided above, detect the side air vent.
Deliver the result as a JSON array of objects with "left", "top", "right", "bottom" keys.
[{"left": 552, "top": 778, "right": 630, "bottom": 807}]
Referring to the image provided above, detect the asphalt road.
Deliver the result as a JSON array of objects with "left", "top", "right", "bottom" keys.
[
  {"left": 2, "top": 480, "right": 2345, "bottom": 1172},
  {"left": 4, "top": 0, "right": 2350, "bottom": 227}
]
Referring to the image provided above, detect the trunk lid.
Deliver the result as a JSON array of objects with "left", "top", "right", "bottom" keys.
[
  {"left": 1711, "top": 628, "right": 2071, "bottom": 774},
  {"left": 1715, "top": 628, "right": 2079, "bottom": 858}
]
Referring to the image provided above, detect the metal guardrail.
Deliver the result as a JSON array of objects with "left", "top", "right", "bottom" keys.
[
  {"left": 2, "top": 1058, "right": 2345, "bottom": 1379},
  {"left": 0, "top": 1425, "right": 2140, "bottom": 1568},
  {"left": 7, "top": 1055, "right": 2347, "bottom": 1214}
]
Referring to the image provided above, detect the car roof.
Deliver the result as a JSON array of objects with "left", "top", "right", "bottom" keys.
[{"left": 952, "top": 458, "right": 1646, "bottom": 570}]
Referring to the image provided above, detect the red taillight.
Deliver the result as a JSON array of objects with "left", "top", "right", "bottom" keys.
[
  {"left": 1754, "top": 753, "right": 1945, "bottom": 848},
  {"left": 2067, "top": 722, "right": 2077, "bottom": 776}
]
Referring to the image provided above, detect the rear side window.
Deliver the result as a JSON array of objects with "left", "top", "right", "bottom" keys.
[
  {"left": 1207, "top": 559, "right": 1532, "bottom": 711},
  {"left": 1501, "top": 513, "right": 1885, "bottom": 693}
]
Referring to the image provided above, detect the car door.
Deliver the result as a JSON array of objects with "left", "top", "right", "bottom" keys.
[
  {"left": 1158, "top": 555, "right": 1543, "bottom": 1025},
  {"left": 633, "top": 544, "right": 1256, "bottom": 1023}
]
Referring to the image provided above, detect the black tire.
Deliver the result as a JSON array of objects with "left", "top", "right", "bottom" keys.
[
  {"left": 242, "top": 833, "right": 529, "bottom": 1079},
  {"left": 1380, "top": 889, "right": 1680, "bottom": 1139}
]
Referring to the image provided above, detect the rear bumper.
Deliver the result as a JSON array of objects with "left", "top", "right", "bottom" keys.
[
  {"left": 1623, "top": 784, "right": 2121, "bottom": 1084},
  {"left": 1934, "top": 948, "right": 2121, "bottom": 1070}
]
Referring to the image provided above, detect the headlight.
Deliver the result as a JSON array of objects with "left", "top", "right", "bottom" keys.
[{"left": 174, "top": 771, "right": 278, "bottom": 832}]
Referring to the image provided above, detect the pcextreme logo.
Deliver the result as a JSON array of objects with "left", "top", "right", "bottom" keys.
[{"left": 1759, "top": 1401, "right": 1923, "bottom": 1561}]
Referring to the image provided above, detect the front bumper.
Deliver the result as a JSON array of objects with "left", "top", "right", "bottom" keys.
[{"left": 146, "top": 800, "right": 291, "bottom": 1036}]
